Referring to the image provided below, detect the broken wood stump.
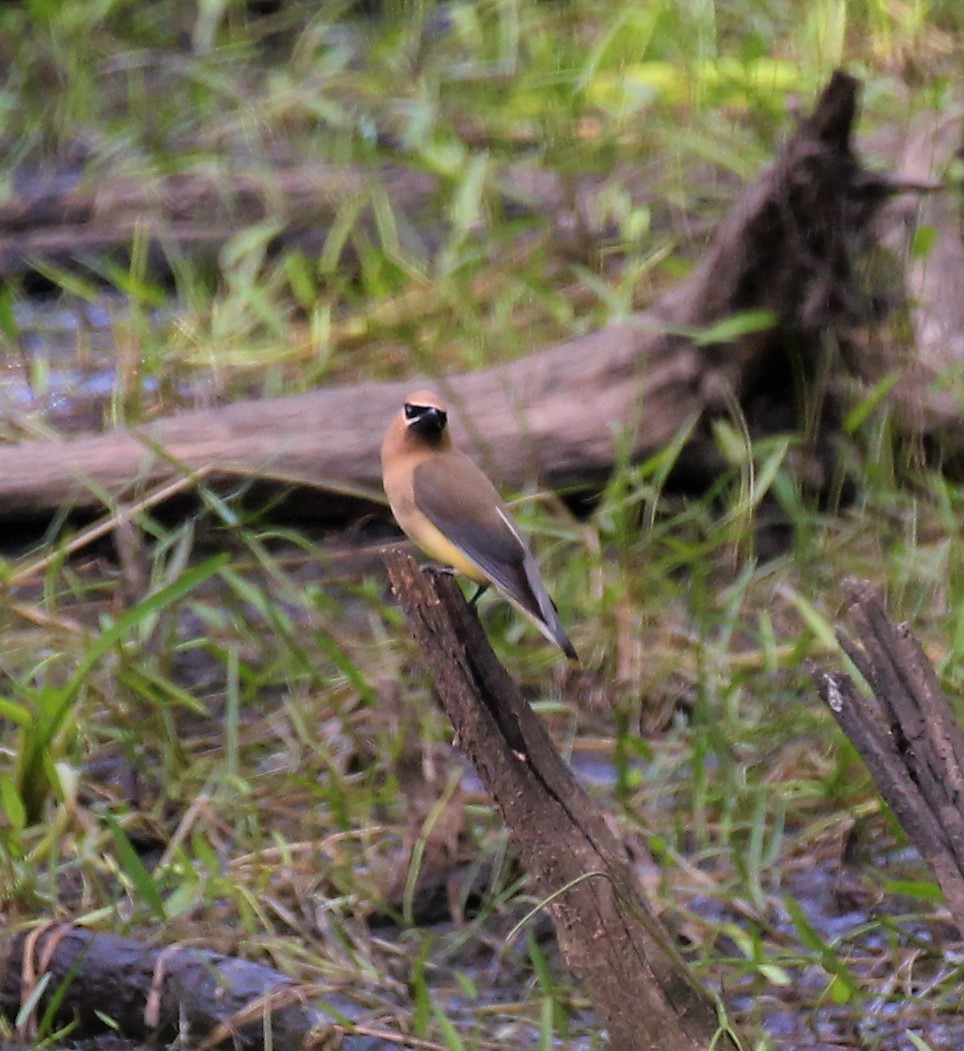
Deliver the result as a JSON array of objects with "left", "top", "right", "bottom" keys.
[
  {"left": 383, "top": 549, "right": 743, "bottom": 1051},
  {"left": 813, "top": 580, "right": 964, "bottom": 936}
]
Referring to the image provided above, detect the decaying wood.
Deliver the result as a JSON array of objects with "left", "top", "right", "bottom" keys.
[
  {"left": 813, "top": 581, "right": 964, "bottom": 936},
  {"left": 0, "top": 71, "right": 889, "bottom": 521},
  {"left": 0, "top": 164, "right": 440, "bottom": 280},
  {"left": 855, "top": 111, "right": 964, "bottom": 447},
  {"left": 383, "top": 549, "right": 743, "bottom": 1051},
  {"left": 0, "top": 924, "right": 395, "bottom": 1049}
]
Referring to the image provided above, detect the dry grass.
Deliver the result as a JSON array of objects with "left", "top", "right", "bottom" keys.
[{"left": 1, "top": 0, "right": 963, "bottom": 1047}]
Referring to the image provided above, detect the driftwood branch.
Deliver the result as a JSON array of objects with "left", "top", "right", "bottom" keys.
[
  {"left": 383, "top": 549, "right": 743, "bottom": 1051},
  {"left": 813, "top": 580, "right": 964, "bottom": 935},
  {"left": 0, "top": 71, "right": 889, "bottom": 522},
  {"left": 0, "top": 924, "right": 397, "bottom": 1050}
]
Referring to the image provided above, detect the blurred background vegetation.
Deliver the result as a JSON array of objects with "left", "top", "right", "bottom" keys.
[{"left": 0, "top": 0, "right": 963, "bottom": 1048}]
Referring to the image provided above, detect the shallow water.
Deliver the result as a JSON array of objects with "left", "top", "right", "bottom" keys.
[{"left": 1, "top": 297, "right": 123, "bottom": 425}]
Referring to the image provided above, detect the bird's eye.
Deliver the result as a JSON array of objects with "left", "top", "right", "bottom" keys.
[{"left": 404, "top": 403, "right": 419, "bottom": 420}]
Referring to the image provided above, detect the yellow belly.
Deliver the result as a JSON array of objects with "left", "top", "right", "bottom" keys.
[{"left": 395, "top": 505, "right": 488, "bottom": 584}]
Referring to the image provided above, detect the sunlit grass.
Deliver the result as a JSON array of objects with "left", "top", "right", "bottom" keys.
[
  {"left": 0, "top": 0, "right": 962, "bottom": 1047},
  {"left": 3, "top": 0, "right": 957, "bottom": 415}
]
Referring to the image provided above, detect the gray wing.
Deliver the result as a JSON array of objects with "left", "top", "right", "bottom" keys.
[
  {"left": 412, "top": 455, "right": 530, "bottom": 598},
  {"left": 413, "top": 456, "right": 578, "bottom": 660}
]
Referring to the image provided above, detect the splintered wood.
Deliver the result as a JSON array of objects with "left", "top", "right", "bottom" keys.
[{"left": 814, "top": 580, "right": 964, "bottom": 935}]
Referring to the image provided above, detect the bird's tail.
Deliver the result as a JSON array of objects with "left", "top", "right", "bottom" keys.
[{"left": 520, "top": 556, "right": 580, "bottom": 664}]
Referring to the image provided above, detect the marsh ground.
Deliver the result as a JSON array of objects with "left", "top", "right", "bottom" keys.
[{"left": 1, "top": 1, "right": 963, "bottom": 1048}]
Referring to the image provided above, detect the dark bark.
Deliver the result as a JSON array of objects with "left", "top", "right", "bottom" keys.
[
  {"left": 0, "top": 925, "right": 399, "bottom": 1050},
  {"left": 812, "top": 580, "right": 964, "bottom": 935},
  {"left": 383, "top": 549, "right": 743, "bottom": 1051},
  {"left": 0, "top": 71, "right": 890, "bottom": 523}
]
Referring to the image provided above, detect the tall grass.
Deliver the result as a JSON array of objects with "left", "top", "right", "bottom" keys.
[{"left": 0, "top": 0, "right": 962, "bottom": 1047}]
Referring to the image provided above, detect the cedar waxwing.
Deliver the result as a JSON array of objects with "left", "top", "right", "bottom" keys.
[{"left": 381, "top": 390, "right": 579, "bottom": 663}]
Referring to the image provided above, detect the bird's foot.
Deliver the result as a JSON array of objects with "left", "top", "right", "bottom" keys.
[{"left": 468, "top": 584, "right": 489, "bottom": 608}]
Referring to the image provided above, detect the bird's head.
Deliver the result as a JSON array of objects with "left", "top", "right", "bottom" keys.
[{"left": 402, "top": 391, "right": 448, "bottom": 442}]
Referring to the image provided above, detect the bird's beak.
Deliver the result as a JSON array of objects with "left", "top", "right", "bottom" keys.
[{"left": 409, "top": 406, "right": 447, "bottom": 435}]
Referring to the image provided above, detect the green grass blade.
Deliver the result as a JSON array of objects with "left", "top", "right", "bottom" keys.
[{"left": 105, "top": 814, "right": 167, "bottom": 921}]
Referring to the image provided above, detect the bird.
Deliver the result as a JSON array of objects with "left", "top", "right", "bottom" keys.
[{"left": 381, "top": 390, "right": 579, "bottom": 663}]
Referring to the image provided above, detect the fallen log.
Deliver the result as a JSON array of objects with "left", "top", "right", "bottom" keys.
[
  {"left": 383, "top": 549, "right": 744, "bottom": 1051},
  {"left": 0, "top": 924, "right": 400, "bottom": 1050},
  {"left": 0, "top": 164, "right": 440, "bottom": 281},
  {"left": 813, "top": 581, "right": 964, "bottom": 937},
  {"left": 0, "top": 72, "right": 893, "bottom": 521}
]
